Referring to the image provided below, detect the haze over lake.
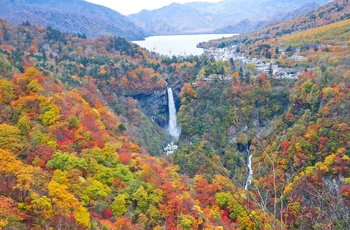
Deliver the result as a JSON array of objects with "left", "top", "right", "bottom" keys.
[{"left": 132, "top": 34, "right": 237, "bottom": 56}]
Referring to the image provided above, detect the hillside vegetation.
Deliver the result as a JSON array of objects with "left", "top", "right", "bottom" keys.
[
  {"left": 0, "top": 0, "right": 147, "bottom": 40},
  {"left": 175, "top": 5, "right": 350, "bottom": 228},
  {"left": 0, "top": 2, "right": 350, "bottom": 228},
  {"left": 202, "top": 0, "right": 350, "bottom": 48}
]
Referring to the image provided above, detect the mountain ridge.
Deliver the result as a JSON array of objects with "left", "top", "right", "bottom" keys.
[
  {"left": 128, "top": 0, "right": 332, "bottom": 35},
  {"left": 201, "top": 0, "right": 349, "bottom": 48},
  {"left": 0, "top": 0, "right": 147, "bottom": 40},
  {"left": 213, "top": 1, "right": 322, "bottom": 34},
  {"left": 128, "top": 3, "right": 212, "bottom": 35}
]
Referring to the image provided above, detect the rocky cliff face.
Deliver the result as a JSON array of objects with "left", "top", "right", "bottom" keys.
[
  {"left": 132, "top": 90, "right": 168, "bottom": 128},
  {"left": 133, "top": 85, "right": 182, "bottom": 130}
]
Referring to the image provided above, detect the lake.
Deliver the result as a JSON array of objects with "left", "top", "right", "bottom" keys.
[{"left": 132, "top": 34, "right": 237, "bottom": 56}]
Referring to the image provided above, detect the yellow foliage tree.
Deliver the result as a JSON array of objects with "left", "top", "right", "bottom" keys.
[
  {"left": 0, "top": 124, "right": 23, "bottom": 154},
  {"left": 111, "top": 193, "right": 129, "bottom": 217},
  {"left": 74, "top": 206, "right": 91, "bottom": 229},
  {"left": 0, "top": 79, "right": 14, "bottom": 104},
  {"left": 40, "top": 105, "right": 61, "bottom": 126}
]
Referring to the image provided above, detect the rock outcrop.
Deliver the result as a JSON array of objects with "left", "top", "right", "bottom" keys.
[{"left": 132, "top": 89, "right": 168, "bottom": 128}]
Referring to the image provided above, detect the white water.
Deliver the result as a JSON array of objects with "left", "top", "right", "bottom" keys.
[
  {"left": 164, "top": 142, "right": 178, "bottom": 156},
  {"left": 167, "top": 88, "right": 181, "bottom": 140},
  {"left": 245, "top": 153, "right": 253, "bottom": 190}
]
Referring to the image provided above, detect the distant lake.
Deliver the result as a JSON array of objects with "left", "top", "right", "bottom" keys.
[{"left": 132, "top": 34, "right": 237, "bottom": 56}]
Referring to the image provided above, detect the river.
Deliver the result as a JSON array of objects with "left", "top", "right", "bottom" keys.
[{"left": 132, "top": 34, "right": 236, "bottom": 56}]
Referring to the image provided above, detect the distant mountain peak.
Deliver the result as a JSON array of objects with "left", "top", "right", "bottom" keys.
[
  {"left": 128, "top": 0, "right": 332, "bottom": 35},
  {"left": 0, "top": 0, "right": 147, "bottom": 40}
]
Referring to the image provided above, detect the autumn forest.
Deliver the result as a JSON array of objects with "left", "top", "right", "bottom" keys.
[{"left": 1, "top": 0, "right": 350, "bottom": 229}]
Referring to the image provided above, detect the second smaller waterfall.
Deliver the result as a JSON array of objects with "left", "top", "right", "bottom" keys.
[{"left": 245, "top": 154, "right": 253, "bottom": 190}]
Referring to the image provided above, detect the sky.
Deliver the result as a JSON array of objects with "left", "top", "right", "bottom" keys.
[{"left": 85, "top": 0, "right": 223, "bottom": 15}]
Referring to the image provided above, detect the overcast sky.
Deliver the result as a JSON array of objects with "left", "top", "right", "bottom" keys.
[{"left": 85, "top": 0, "right": 223, "bottom": 15}]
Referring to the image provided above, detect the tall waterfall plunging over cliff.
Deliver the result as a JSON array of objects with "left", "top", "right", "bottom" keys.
[
  {"left": 167, "top": 88, "right": 181, "bottom": 140},
  {"left": 164, "top": 88, "right": 181, "bottom": 155}
]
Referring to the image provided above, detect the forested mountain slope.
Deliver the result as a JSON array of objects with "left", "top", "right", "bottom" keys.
[
  {"left": 0, "top": 7, "right": 350, "bottom": 229},
  {"left": 202, "top": 0, "right": 350, "bottom": 48},
  {"left": 0, "top": 0, "right": 147, "bottom": 40},
  {"left": 0, "top": 18, "right": 292, "bottom": 229},
  {"left": 0, "top": 19, "right": 171, "bottom": 155},
  {"left": 175, "top": 15, "right": 350, "bottom": 230}
]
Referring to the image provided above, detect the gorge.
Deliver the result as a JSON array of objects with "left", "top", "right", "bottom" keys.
[{"left": 1, "top": 1, "right": 350, "bottom": 227}]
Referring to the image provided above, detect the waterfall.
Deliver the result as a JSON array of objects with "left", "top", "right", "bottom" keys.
[
  {"left": 164, "top": 88, "right": 181, "bottom": 155},
  {"left": 245, "top": 153, "right": 253, "bottom": 190},
  {"left": 167, "top": 87, "right": 181, "bottom": 140}
]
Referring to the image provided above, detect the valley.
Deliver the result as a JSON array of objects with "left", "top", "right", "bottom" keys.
[{"left": 0, "top": 0, "right": 349, "bottom": 229}]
